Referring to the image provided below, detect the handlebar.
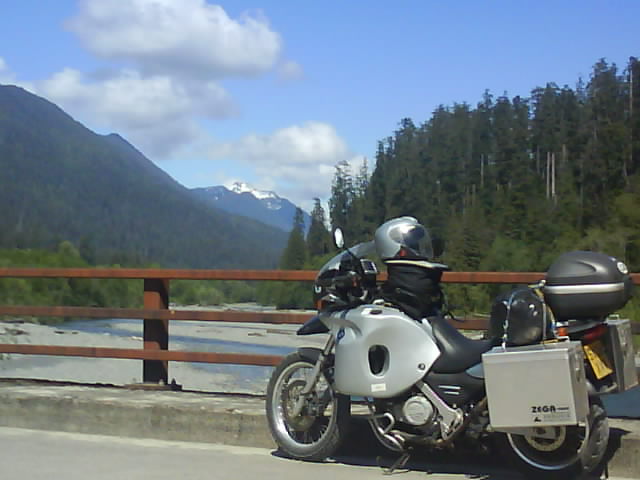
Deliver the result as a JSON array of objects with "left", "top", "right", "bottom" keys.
[{"left": 316, "top": 271, "right": 357, "bottom": 288}]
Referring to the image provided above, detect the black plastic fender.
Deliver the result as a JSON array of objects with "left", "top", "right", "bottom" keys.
[
  {"left": 298, "top": 347, "right": 323, "bottom": 364},
  {"left": 297, "top": 315, "right": 329, "bottom": 335}
]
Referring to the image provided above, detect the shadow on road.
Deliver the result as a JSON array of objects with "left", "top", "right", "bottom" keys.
[
  {"left": 270, "top": 417, "right": 524, "bottom": 479},
  {"left": 270, "top": 416, "right": 635, "bottom": 479}
]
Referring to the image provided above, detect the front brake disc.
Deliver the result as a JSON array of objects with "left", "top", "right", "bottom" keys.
[{"left": 282, "top": 379, "right": 317, "bottom": 432}]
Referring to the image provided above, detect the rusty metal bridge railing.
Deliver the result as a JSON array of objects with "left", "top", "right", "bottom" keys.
[{"left": 0, "top": 268, "right": 638, "bottom": 385}]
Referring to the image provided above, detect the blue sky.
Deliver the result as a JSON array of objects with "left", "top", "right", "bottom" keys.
[{"left": 1, "top": 0, "right": 638, "bottom": 209}]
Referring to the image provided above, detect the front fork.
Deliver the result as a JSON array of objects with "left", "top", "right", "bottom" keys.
[{"left": 291, "top": 335, "right": 336, "bottom": 418}]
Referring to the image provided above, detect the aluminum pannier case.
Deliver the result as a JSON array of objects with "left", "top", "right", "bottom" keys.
[
  {"left": 605, "top": 318, "right": 638, "bottom": 393},
  {"left": 482, "top": 341, "right": 588, "bottom": 430}
]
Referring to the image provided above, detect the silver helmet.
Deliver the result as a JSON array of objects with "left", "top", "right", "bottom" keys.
[{"left": 374, "top": 216, "right": 433, "bottom": 260}]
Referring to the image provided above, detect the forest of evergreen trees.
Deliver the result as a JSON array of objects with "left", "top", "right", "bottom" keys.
[{"left": 280, "top": 57, "right": 640, "bottom": 316}]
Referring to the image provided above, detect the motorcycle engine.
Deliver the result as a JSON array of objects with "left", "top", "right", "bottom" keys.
[{"left": 397, "top": 395, "right": 435, "bottom": 426}]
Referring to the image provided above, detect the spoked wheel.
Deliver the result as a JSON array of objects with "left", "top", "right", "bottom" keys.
[
  {"left": 500, "top": 399, "right": 609, "bottom": 479},
  {"left": 266, "top": 352, "right": 350, "bottom": 461}
]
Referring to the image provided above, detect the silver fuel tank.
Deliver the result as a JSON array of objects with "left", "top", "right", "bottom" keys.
[{"left": 322, "top": 305, "right": 440, "bottom": 398}]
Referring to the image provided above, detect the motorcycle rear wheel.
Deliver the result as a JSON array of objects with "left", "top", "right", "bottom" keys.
[
  {"left": 498, "top": 399, "right": 609, "bottom": 479},
  {"left": 266, "top": 352, "right": 350, "bottom": 461}
]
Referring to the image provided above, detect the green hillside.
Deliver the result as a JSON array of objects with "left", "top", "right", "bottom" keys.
[{"left": 0, "top": 85, "right": 287, "bottom": 269}]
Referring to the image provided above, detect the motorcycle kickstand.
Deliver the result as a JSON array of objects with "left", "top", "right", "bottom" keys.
[{"left": 378, "top": 448, "right": 412, "bottom": 475}]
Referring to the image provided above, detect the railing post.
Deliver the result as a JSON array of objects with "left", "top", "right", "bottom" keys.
[{"left": 143, "top": 278, "right": 169, "bottom": 384}]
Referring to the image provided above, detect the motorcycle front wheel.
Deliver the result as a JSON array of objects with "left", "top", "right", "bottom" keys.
[
  {"left": 266, "top": 352, "right": 350, "bottom": 461},
  {"left": 498, "top": 399, "right": 609, "bottom": 479}
]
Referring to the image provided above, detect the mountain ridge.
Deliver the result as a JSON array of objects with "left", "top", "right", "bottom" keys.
[
  {"left": 192, "top": 182, "right": 311, "bottom": 232},
  {"left": 0, "top": 84, "right": 287, "bottom": 269}
]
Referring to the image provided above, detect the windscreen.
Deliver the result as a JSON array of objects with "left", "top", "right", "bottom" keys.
[{"left": 316, "top": 241, "right": 375, "bottom": 280}]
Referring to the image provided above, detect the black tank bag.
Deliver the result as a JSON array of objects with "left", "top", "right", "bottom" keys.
[{"left": 382, "top": 262, "right": 444, "bottom": 320}]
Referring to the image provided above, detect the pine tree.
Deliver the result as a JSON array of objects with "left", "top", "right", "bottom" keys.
[
  {"left": 346, "top": 157, "right": 373, "bottom": 241},
  {"left": 361, "top": 141, "right": 390, "bottom": 230},
  {"left": 329, "top": 160, "right": 354, "bottom": 231},
  {"left": 581, "top": 59, "right": 628, "bottom": 227},
  {"left": 280, "top": 208, "right": 307, "bottom": 269},
  {"left": 306, "top": 199, "right": 332, "bottom": 257},
  {"left": 627, "top": 57, "right": 640, "bottom": 177}
]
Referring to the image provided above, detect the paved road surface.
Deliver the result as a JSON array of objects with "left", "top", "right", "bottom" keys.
[
  {"left": 0, "top": 427, "right": 636, "bottom": 480},
  {"left": 0, "top": 426, "right": 519, "bottom": 480}
]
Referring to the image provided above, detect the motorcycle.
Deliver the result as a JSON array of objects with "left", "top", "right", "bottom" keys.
[{"left": 265, "top": 222, "right": 636, "bottom": 479}]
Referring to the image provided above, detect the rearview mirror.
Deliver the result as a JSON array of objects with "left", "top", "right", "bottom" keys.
[{"left": 333, "top": 228, "right": 344, "bottom": 249}]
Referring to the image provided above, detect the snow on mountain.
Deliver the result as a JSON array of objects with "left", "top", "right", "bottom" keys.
[
  {"left": 192, "top": 182, "right": 310, "bottom": 232},
  {"left": 228, "top": 181, "right": 280, "bottom": 203}
]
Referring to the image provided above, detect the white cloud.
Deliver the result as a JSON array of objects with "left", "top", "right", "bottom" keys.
[
  {"left": 216, "top": 122, "right": 349, "bottom": 164},
  {"left": 207, "top": 122, "right": 362, "bottom": 207},
  {"left": 66, "top": 0, "right": 282, "bottom": 78},
  {"left": 35, "top": 68, "right": 234, "bottom": 157},
  {"left": 0, "top": 57, "right": 16, "bottom": 84},
  {"left": 278, "top": 60, "right": 304, "bottom": 81},
  {"left": 0, "top": 57, "right": 35, "bottom": 91},
  {"left": 24, "top": 1, "right": 303, "bottom": 159}
]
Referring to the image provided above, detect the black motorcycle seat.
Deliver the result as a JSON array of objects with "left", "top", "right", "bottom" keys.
[{"left": 430, "top": 315, "right": 497, "bottom": 374}]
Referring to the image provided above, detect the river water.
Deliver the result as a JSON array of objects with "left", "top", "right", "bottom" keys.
[
  {"left": 56, "top": 318, "right": 639, "bottom": 418},
  {"left": 53, "top": 318, "right": 297, "bottom": 393}
]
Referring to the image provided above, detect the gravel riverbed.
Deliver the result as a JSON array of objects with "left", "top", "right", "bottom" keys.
[{"left": 0, "top": 314, "right": 326, "bottom": 394}]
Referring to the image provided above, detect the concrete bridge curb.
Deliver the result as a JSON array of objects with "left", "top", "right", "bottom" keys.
[{"left": 0, "top": 379, "right": 638, "bottom": 478}]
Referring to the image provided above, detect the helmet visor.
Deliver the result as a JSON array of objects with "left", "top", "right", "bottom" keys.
[{"left": 392, "top": 224, "right": 433, "bottom": 259}]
